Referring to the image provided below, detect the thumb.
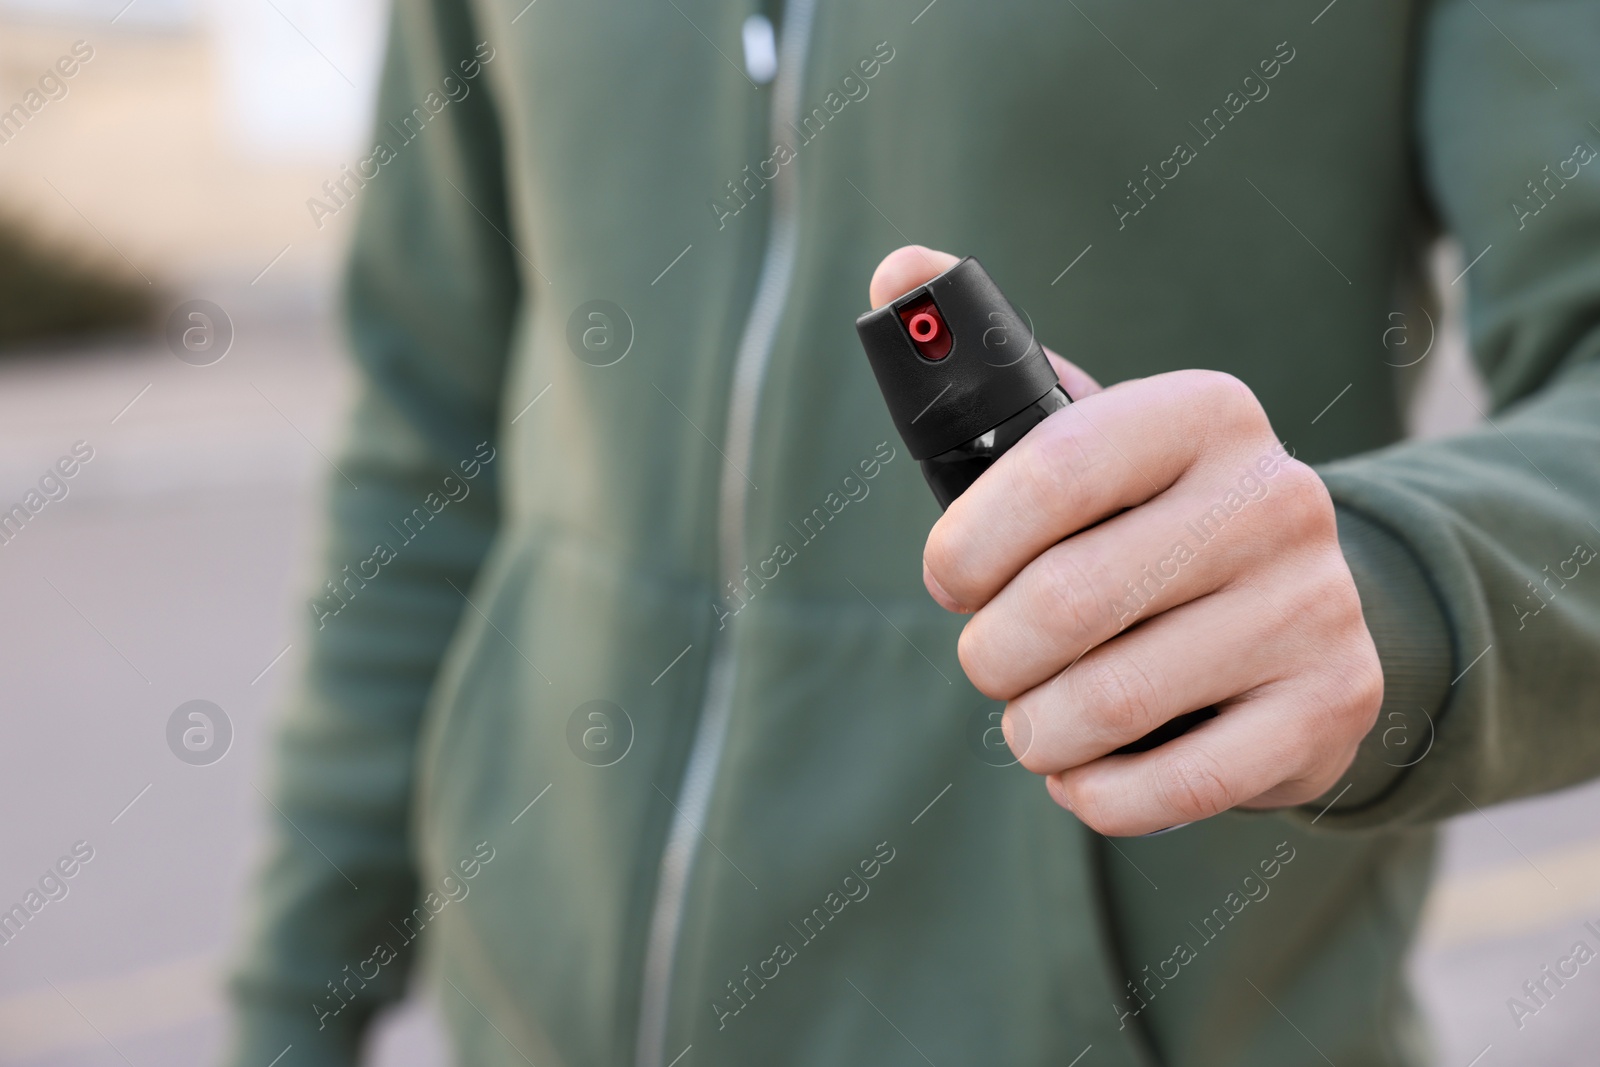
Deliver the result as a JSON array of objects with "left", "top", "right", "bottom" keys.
[
  {"left": 868, "top": 245, "right": 1103, "bottom": 399},
  {"left": 868, "top": 244, "right": 960, "bottom": 309}
]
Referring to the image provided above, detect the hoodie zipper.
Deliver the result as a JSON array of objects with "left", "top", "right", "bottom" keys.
[{"left": 633, "top": 2, "right": 818, "bottom": 1064}]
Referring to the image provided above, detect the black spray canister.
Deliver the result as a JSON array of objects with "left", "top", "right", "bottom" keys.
[
  {"left": 855, "top": 256, "right": 1213, "bottom": 755},
  {"left": 855, "top": 257, "right": 1067, "bottom": 508}
]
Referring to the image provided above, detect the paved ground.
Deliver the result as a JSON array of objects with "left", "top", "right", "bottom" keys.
[{"left": 0, "top": 281, "right": 446, "bottom": 1067}]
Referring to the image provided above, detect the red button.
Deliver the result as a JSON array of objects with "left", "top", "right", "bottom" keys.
[
  {"left": 898, "top": 297, "right": 953, "bottom": 360},
  {"left": 908, "top": 312, "right": 939, "bottom": 342}
]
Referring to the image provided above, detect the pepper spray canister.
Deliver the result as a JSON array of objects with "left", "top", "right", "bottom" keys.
[{"left": 855, "top": 256, "right": 1213, "bottom": 755}]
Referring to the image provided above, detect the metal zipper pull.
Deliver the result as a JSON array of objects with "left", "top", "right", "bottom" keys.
[{"left": 741, "top": 13, "right": 778, "bottom": 84}]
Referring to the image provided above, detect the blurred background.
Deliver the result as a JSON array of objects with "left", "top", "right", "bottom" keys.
[{"left": 0, "top": 4, "right": 1596, "bottom": 1066}]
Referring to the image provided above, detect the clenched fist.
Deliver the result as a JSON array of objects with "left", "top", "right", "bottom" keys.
[{"left": 871, "top": 246, "right": 1384, "bottom": 836}]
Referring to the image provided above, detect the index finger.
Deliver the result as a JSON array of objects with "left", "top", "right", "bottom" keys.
[{"left": 923, "top": 371, "right": 1228, "bottom": 612}]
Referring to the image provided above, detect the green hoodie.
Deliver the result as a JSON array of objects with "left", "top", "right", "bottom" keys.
[{"left": 228, "top": 0, "right": 1600, "bottom": 1064}]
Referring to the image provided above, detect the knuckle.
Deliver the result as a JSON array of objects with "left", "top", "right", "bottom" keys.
[
  {"left": 1276, "top": 455, "right": 1324, "bottom": 494},
  {"left": 1281, "top": 561, "right": 1357, "bottom": 639},
  {"left": 1194, "top": 370, "right": 1266, "bottom": 433},
  {"left": 1285, "top": 691, "right": 1348, "bottom": 771},
  {"left": 1294, "top": 659, "right": 1383, "bottom": 769},
  {"left": 1158, "top": 748, "right": 1237, "bottom": 822},
  {"left": 1074, "top": 651, "right": 1163, "bottom": 743},
  {"left": 1032, "top": 548, "right": 1108, "bottom": 646},
  {"left": 1286, "top": 743, "right": 1360, "bottom": 806},
  {"left": 1358, "top": 658, "right": 1385, "bottom": 718},
  {"left": 1265, "top": 771, "right": 1341, "bottom": 809},
  {"left": 1018, "top": 419, "right": 1100, "bottom": 512},
  {"left": 1272, "top": 462, "right": 1335, "bottom": 537},
  {"left": 1302, "top": 766, "right": 1352, "bottom": 805},
  {"left": 1339, "top": 648, "right": 1386, "bottom": 728},
  {"left": 1309, "top": 594, "right": 1384, "bottom": 719}
]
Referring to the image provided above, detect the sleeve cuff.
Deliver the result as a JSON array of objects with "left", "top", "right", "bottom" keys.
[{"left": 1282, "top": 504, "right": 1456, "bottom": 830}]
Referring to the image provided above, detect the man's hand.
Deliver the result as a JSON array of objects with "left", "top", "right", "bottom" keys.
[{"left": 871, "top": 246, "right": 1384, "bottom": 836}]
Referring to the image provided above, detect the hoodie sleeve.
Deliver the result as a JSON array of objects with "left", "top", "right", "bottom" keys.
[
  {"left": 225, "top": 2, "right": 520, "bottom": 1063},
  {"left": 1293, "top": 0, "right": 1600, "bottom": 830}
]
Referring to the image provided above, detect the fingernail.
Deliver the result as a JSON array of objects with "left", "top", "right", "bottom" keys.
[
  {"left": 1046, "top": 775, "right": 1073, "bottom": 812},
  {"left": 922, "top": 559, "right": 965, "bottom": 612}
]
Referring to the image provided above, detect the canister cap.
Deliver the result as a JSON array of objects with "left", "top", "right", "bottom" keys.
[{"left": 855, "top": 257, "right": 1060, "bottom": 460}]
